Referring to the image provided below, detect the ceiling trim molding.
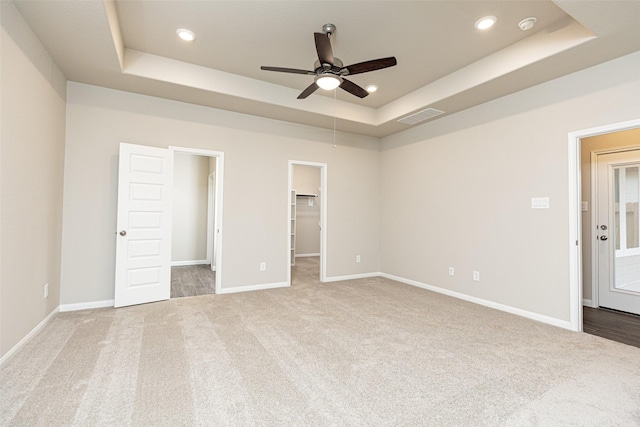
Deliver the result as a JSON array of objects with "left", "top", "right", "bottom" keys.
[
  {"left": 103, "top": 0, "right": 125, "bottom": 71},
  {"left": 122, "top": 49, "right": 379, "bottom": 125},
  {"left": 85, "top": 0, "right": 624, "bottom": 136},
  {"left": 377, "top": 18, "right": 596, "bottom": 124},
  {"left": 117, "top": 19, "right": 596, "bottom": 130}
]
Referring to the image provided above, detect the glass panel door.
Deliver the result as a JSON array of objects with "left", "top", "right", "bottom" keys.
[
  {"left": 613, "top": 165, "right": 640, "bottom": 294},
  {"left": 597, "top": 151, "right": 640, "bottom": 315}
]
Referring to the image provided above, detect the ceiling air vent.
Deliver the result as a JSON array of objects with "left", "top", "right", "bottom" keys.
[{"left": 397, "top": 108, "right": 445, "bottom": 125}]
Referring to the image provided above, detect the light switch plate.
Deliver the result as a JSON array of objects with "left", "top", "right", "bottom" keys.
[{"left": 531, "top": 197, "right": 550, "bottom": 209}]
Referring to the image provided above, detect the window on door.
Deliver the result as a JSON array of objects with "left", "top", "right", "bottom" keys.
[{"left": 614, "top": 166, "right": 640, "bottom": 256}]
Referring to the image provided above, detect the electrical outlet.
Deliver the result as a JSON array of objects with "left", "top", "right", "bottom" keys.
[
  {"left": 356, "top": 255, "right": 361, "bottom": 263},
  {"left": 448, "top": 267, "right": 455, "bottom": 276},
  {"left": 260, "top": 262, "right": 266, "bottom": 271},
  {"left": 473, "top": 271, "right": 480, "bottom": 281},
  {"left": 44, "top": 283, "right": 49, "bottom": 298}
]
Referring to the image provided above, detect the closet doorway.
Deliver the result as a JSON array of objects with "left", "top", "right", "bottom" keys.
[
  {"left": 170, "top": 147, "right": 224, "bottom": 297},
  {"left": 288, "top": 161, "right": 327, "bottom": 285}
]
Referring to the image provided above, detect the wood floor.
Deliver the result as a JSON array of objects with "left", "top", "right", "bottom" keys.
[
  {"left": 171, "top": 264, "right": 216, "bottom": 298},
  {"left": 169, "top": 257, "right": 318, "bottom": 298},
  {"left": 583, "top": 306, "right": 640, "bottom": 349}
]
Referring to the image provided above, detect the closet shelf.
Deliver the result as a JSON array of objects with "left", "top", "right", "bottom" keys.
[{"left": 296, "top": 194, "right": 317, "bottom": 198}]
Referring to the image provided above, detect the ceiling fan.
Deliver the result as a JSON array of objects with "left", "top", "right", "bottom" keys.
[{"left": 260, "top": 24, "right": 397, "bottom": 99}]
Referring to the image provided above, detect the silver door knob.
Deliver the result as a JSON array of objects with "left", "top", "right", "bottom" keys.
[
  {"left": 119, "top": 230, "right": 127, "bottom": 236},
  {"left": 600, "top": 235, "right": 608, "bottom": 241}
]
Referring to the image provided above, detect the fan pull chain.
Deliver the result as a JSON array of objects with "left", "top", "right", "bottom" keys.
[{"left": 333, "top": 89, "right": 337, "bottom": 148}]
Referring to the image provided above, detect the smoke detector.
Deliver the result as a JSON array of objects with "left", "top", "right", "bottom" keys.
[{"left": 518, "top": 17, "right": 537, "bottom": 31}]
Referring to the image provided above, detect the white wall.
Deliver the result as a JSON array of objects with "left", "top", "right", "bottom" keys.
[
  {"left": 293, "top": 165, "right": 321, "bottom": 256},
  {"left": 380, "top": 51, "right": 640, "bottom": 324},
  {"left": 293, "top": 164, "right": 320, "bottom": 196},
  {"left": 172, "top": 153, "right": 209, "bottom": 263},
  {"left": 0, "top": 2, "right": 66, "bottom": 358},
  {"left": 60, "top": 83, "right": 381, "bottom": 304}
]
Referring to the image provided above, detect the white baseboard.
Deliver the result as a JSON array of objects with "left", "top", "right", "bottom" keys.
[
  {"left": 295, "top": 253, "right": 320, "bottom": 258},
  {"left": 582, "top": 298, "right": 595, "bottom": 307},
  {"left": 59, "top": 299, "right": 114, "bottom": 312},
  {"left": 171, "top": 260, "right": 208, "bottom": 267},
  {"left": 324, "top": 272, "right": 382, "bottom": 282},
  {"left": 381, "top": 273, "right": 572, "bottom": 330},
  {"left": 0, "top": 306, "right": 59, "bottom": 367},
  {"left": 217, "top": 281, "right": 289, "bottom": 294}
]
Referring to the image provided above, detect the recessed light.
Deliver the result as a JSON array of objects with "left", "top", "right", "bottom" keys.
[
  {"left": 518, "top": 17, "right": 537, "bottom": 31},
  {"left": 475, "top": 16, "right": 497, "bottom": 30},
  {"left": 366, "top": 85, "right": 378, "bottom": 93},
  {"left": 176, "top": 29, "right": 196, "bottom": 42}
]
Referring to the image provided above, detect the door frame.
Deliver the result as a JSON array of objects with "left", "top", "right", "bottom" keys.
[
  {"left": 170, "top": 146, "right": 224, "bottom": 294},
  {"left": 590, "top": 146, "right": 640, "bottom": 310},
  {"left": 569, "top": 118, "right": 640, "bottom": 331},
  {"left": 288, "top": 160, "right": 327, "bottom": 285},
  {"left": 207, "top": 171, "right": 216, "bottom": 271}
]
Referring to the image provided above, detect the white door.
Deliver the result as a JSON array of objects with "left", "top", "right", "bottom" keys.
[
  {"left": 596, "top": 150, "right": 640, "bottom": 315},
  {"left": 114, "top": 143, "right": 173, "bottom": 308}
]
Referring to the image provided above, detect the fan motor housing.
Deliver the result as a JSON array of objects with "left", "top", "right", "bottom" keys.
[{"left": 314, "top": 58, "right": 345, "bottom": 74}]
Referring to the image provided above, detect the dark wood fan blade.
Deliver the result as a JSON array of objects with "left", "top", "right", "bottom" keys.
[
  {"left": 297, "top": 83, "right": 319, "bottom": 99},
  {"left": 342, "top": 57, "right": 397, "bottom": 76},
  {"left": 339, "top": 78, "right": 369, "bottom": 98},
  {"left": 261, "top": 66, "right": 316, "bottom": 75},
  {"left": 314, "top": 32, "right": 334, "bottom": 67}
]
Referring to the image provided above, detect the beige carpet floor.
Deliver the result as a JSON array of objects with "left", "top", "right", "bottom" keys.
[{"left": 2, "top": 257, "right": 640, "bottom": 426}]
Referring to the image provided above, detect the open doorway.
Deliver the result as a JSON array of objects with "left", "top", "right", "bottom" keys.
[
  {"left": 288, "top": 161, "right": 327, "bottom": 286},
  {"left": 569, "top": 120, "right": 640, "bottom": 340},
  {"left": 114, "top": 144, "right": 224, "bottom": 307},
  {"left": 170, "top": 147, "right": 224, "bottom": 297},
  {"left": 578, "top": 127, "right": 640, "bottom": 347}
]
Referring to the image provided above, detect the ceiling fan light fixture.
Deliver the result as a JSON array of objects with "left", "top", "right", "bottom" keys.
[
  {"left": 366, "top": 85, "right": 378, "bottom": 93},
  {"left": 315, "top": 74, "right": 342, "bottom": 90},
  {"left": 475, "top": 16, "right": 497, "bottom": 30},
  {"left": 176, "top": 29, "right": 196, "bottom": 42},
  {"left": 260, "top": 25, "right": 397, "bottom": 99}
]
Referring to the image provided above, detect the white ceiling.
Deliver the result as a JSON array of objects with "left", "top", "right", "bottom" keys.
[{"left": 12, "top": 0, "right": 640, "bottom": 137}]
